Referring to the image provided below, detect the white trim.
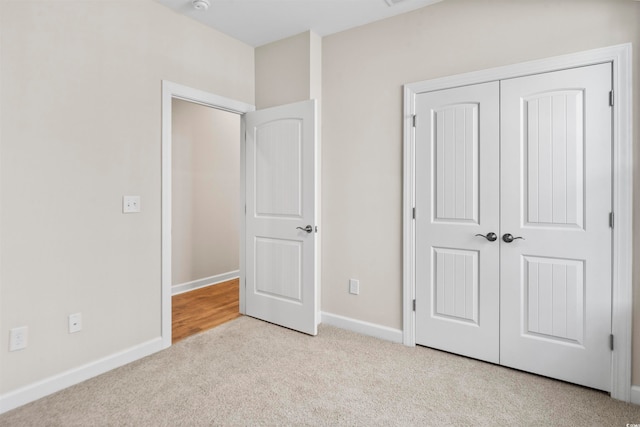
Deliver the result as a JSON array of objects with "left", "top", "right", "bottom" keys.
[
  {"left": 161, "top": 81, "right": 255, "bottom": 349},
  {"left": 0, "top": 338, "right": 163, "bottom": 414},
  {"left": 239, "top": 117, "right": 247, "bottom": 316},
  {"left": 631, "top": 386, "right": 640, "bottom": 406},
  {"left": 608, "top": 44, "right": 633, "bottom": 404},
  {"left": 402, "top": 44, "right": 632, "bottom": 401},
  {"left": 171, "top": 270, "right": 240, "bottom": 296},
  {"left": 402, "top": 84, "right": 416, "bottom": 348},
  {"left": 321, "top": 312, "right": 403, "bottom": 344}
]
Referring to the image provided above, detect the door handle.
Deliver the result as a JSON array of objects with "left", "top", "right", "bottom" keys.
[
  {"left": 502, "top": 233, "right": 524, "bottom": 243},
  {"left": 475, "top": 232, "right": 498, "bottom": 242},
  {"left": 296, "top": 225, "right": 313, "bottom": 233}
]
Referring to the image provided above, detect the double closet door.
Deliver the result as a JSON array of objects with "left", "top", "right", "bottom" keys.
[{"left": 414, "top": 63, "right": 613, "bottom": 391}]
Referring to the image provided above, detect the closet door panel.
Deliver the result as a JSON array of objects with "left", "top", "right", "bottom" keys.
[
  {"left": 500, "top": 63, "right": 612, "bottom": 391},
  {"left": 414, "top": 82, "right": 500, "bottom": 363}
]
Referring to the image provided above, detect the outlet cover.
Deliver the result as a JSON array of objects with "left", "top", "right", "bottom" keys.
[
  {"left": 349, "top": 279, "right": 359, "bottom": 295},
  {"left": 123, "top": 196, "right": 141, "bottom": 213},
  {"left": 69, "top": 313, "right": 82, "bottom": 333},
  {"left": 9, "top": 326, "right": 28, "bottom": 351}
]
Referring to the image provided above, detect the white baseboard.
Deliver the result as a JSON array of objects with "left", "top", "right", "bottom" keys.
[
  {"left": 172, "top": 270, "right": 239, "bottom": 295},
  {"left": 0, "top": 337, "right": 163, "bottom": 415},
  {"left": 321, "top": 312, "right": 403, "bottom": 344},
  {"left": 631, "top": 385, "right": 640, "bottom": 405}
]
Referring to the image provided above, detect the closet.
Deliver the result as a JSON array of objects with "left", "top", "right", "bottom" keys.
[{"left": 414, "top": 63, "right": 613, "bottom": 391}]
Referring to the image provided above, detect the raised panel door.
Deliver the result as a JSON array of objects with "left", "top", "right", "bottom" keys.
[
  {"left": 244, "top": 100, "right": 318, "bottom": 336},
  {"left": 500, "top": 63, "right": 612, "bottom": 391},
  {"left": 415, "top": 82, "right": 500, "bottom": 363}
]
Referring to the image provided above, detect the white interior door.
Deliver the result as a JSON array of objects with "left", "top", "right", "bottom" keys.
[
  {"left": 244, "top": 100, "right": 318, "bottom": 336},
  {"left": 414, "top": 82, "right": 500, "bottom": 363},
  {"left": 414, "top": 63, "right": 613, "bottom": 391},
  {"left": 500, "top": 64, "right": 612, "bottom": 391}
]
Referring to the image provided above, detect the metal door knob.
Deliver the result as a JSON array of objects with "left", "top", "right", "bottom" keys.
[
  {"left": 296, "top": 225, "right": 313, "bottom": 233},
  {"left": 502, "top": 233, "right": 524, "bottom": 243},
  {"left": 475, "top": 232, "right": 498, "bottom": 242}
]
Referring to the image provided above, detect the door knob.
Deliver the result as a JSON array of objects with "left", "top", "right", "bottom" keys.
[
  {"left": 475, "top": 232, "right": 498, "bottom": 242},
  {"left": 502, "top": 233, "right": 524, "bottom": 243},
  {"left": 296, "top": 225, "right": 313, "bottom": 233}
]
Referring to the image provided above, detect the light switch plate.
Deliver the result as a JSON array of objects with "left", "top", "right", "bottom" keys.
[{"left": 123, "top": 196, "right": 141, "bottom": 213}]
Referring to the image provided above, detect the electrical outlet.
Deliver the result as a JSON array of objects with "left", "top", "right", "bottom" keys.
[
  {"left": 9, "top": 326, "right": 28, "bottom": 351},
  {"left": 68, "top": 313, "right": 82, "bottom": 333},
  {"left": 349, "top": 279, "right": 359, "bottom": 295},
  {"left": 123, "top": 196, "right": 141, "bottom": 213}
]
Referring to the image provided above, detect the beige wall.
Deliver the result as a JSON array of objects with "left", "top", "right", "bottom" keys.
[
  {"left": 172, "top": 99, "right": 240, "bottom": 286},
  {"left": 255, "top": 31, "right": 322, "bottom": 109},
  {"left": 321, "top": 0, "right": 640, "bottom": 382},
  {"left": 0, "top": 0, "right": 253, "bottom": 393}
]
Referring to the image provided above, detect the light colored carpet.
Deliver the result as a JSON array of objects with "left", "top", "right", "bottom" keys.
[{"left": 2, "top": 316, "right": 639, "bottom": 426}]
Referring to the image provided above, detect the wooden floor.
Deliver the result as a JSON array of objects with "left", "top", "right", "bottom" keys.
[{"left": 172, "top": 278, "right": 241, "bottom": 344}]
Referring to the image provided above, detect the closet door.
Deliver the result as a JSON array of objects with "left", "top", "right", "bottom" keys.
[
  {"left": 414, "top": 82, "right": 500, "bottom": 363},
  {"left": 500, "top": 64, "right": 612, "bottom": 391}
]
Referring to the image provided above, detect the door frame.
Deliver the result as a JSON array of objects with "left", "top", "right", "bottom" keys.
[
  {"left": 161, "top": 81, "right": 255, "bottom": 349},
  {"left": 402, "top": 44, "right": 633, "bottom": 401}
]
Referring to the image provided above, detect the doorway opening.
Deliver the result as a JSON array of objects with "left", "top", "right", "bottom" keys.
[
  {"left": 161, "top": 81, "right": 256, "bottom": 348},
  {"left": 170, "top": 98, "right": 242, "bottom": 343},
  {"left": 162, "top": 82, "right": 320, "bottom": 346}
]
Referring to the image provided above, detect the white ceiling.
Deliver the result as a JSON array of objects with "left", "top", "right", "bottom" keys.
[{"left": 154, "top": 0, "right": 444, "bottom": 47}]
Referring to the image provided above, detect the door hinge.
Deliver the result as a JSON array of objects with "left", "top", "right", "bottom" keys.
[
  {"left": 244, "top": 204, "right": 247, "bottom": 215},
  {"left": 412, "top": 115, "right": 417, "bottom": 127},
  {"left": 609, "top": 212, "right": 614, "bottom": 228},
  {"left": 609, "top": 334, "right": 614, "bottom": 351},
  {"left": 412, "top": 299, "right": 416, "bottom": 311},
  {"left": 609, "top": 90, "right": 614, "bottom": 107},
  {"left": 412, "top": 207, "right": 416, "bottom": 219}
]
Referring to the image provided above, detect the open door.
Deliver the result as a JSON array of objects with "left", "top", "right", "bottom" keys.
[{"left": 244, "top": 100, "right": 318, "bottom": 335}]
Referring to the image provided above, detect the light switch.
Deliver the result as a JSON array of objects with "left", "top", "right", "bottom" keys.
[{"left": 123, "top": 196, "right": 141, "bottom": 213}]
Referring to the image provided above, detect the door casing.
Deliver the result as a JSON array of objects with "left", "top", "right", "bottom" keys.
[
  {"left": 403, "top": 44, "right": 633, "bottom": 401},
  {"left": 161, "top": 81, "right": 255, "bottom": 348}
]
